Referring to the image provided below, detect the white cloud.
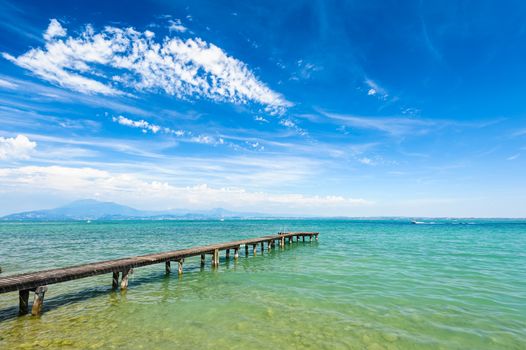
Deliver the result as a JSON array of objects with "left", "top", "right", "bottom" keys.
[
  {"left": 112, "top": 115, "right": 187, "bottom": 136},
  {"left": 0, "top": 135, "right": 37, "bottom": 160},
  {"left": 43, "top": 19, "right": 67, "bottom": 41},
  {"left": 0, "top": 78, "right": 17, "bottom": 89},
  {"left": 279, "top": 118, "right": 308, "bottom": 136},
  {"left": 0, "top": 165, "right": 372, "bottom": 215},
  {"left": 3, "top": 19, "right": 290, "bottom": 113},
  {"left": 190, "top": 135, "right": 224, "bottom": 145},
  {"left": 365, "top": 79, "right": 388, "bottom": 99},
  {"left": 168, "top": 19, "right": 187, "bottom": 33},
  {"left": 358, "top": 157, "right": 374, "bottom": 165},
  {"left": 279, "top": 119, "right": 295, "bottom": 128},
  {"left": 112, "top": 115, "right": 161, "bottom": 133},
  {"left": 254, "top": 116, "right": 268, "bottom": 123}
]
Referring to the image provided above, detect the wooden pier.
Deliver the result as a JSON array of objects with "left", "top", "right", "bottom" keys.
[{"left": 0, "top": 232, "right": 319, "bottom": 316}]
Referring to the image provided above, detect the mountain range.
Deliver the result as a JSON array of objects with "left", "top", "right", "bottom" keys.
[{"left": 1, "top": 199, "right": 273, "bottom": 221}]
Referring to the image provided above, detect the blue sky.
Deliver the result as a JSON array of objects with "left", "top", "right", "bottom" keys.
[{"left": 0, "top": 0, "right": 525, "bottom": 217}]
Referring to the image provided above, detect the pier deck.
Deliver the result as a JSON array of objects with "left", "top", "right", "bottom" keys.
[{"left": 0, "top": 231, "right": 318, "bottom": 316}]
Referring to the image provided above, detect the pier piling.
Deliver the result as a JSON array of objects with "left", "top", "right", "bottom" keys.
[
  {"left": 121, "top": 269, "right": 131, "bottom": 290},
  {"left": 19, "top": 289, "right": 29, "bottom": 315},
  {"left": 112, "top": 272, "right": 119, "bottom": 289},
  {"left": 31, "top": 286, "right": 47, "bottom": 316},
  {"left": 178, "top": 260, "right": 183, "bottom": 275}
]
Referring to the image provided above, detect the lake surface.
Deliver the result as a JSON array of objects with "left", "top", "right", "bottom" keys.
[{"left": 0, "top": 220, "right": 525, "bottom": 349}]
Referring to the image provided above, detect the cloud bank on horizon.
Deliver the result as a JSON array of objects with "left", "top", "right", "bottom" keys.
[{"left": 0, "top": 0, "right": 525, "bottom": 217}]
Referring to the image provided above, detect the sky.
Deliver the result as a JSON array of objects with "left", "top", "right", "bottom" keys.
[{"left": 0, "top": 0, "right": 525, "bottom": 217}]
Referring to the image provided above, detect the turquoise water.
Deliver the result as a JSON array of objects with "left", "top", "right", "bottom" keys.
[{"left": 0, "top": 220, "right": 525, "bottom": 349}]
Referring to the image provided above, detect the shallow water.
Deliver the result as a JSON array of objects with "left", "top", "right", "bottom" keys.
[{"left": 0, "top": 220, "right": 525, "bottom": 349}]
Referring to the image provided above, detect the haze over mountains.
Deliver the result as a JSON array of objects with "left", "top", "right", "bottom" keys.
[{"left": 1, "top": 199, "right": 272, "bottom": 221}]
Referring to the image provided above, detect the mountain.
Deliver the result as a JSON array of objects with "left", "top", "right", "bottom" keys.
[{"left": 0, "top": 199, "right": 273, "bottom": 221}]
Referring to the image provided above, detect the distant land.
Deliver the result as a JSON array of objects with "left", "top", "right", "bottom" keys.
[
  {"left": 0, "top": 199, "right": 274, "bottom": 221},
  {"left": 2, "top": 200, "right": 524, "bottom": 222}
]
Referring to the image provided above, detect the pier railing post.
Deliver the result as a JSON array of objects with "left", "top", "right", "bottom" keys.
[
  {"left": 19, "top": 289, "right": 29, "bottom": 315},
  {"left": 31, "top": 286, "right": 47, "bottom": 316}
]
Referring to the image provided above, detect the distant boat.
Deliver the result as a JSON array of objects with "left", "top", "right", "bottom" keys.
[
  {"left": 411, "top": 220, "right": 425, "bottom": 224},
  {"left": 219, "top": 218, "right": 225, "bottom": 222},
  {"left": 86, "top": 220, "right": 91, "bottom": 224}
]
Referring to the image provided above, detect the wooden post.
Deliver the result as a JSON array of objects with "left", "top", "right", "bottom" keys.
[
  {"left": 309, "top": 235, "right": 312, "bottom": 242},
  {"left": 178, "top": 259, "right": 183, "bottom": 275},
  {"left": 289, "top": 237, "right": 292, "bottom": 244},
  {"left": 201, "top": 254, "right": 206, "bottom": 266},
  {"left": 31, "top": 286, "right": 47, "bottom": 316},
  {"left": 234, "top": 247, "right": 239, "bottom": 260},
  {"left": 245, "top": 244, "right": 249, "bottom": 257},
  {"left": 165, "top": 261, "right": 171, "bottom": 274},
  {"left": 280, "top": 237, "right": 285, "bottom": 247},
  {"left": 226, "top": 249, "right": 230, "bottom": 260},
  {"left": 112, "top": 272, "right": 119, "bottom": 289},
  {"left": 213, "top": 249, "right": 219, "bottom": 267},
  {"left": 252, "top": 244, "right": 257, "bottom": 256},
  {"left": 267, "top": 240, "right": 272, "bottom": 252},
  {"left": 260, "top": 242, "right": 264, "bottom": 252},
  {"left": 315, "top": 234, "right": 319, "bottom": 241},
  {"left": 121, "top": 268, "right": 131, "bottom": 289},
  {"left": 19, "top": 289, "right": 29, "bottom": 315}
]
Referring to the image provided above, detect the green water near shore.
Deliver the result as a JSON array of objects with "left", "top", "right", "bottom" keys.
[{"left": 0, "top": 220, "right": 525, "bottom": 349}]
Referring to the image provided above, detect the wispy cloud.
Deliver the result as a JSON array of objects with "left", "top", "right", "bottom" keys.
[
  {"left": 364, "top": 78, "right": 388, "bottom": 99},
  {"left": 323, "top": 112, "right": 434, "bottom": 136},
  {"left": 512, "top": 128, "right": 526, "bottom": 137},
  {"left": 507, "top": 153, "right": 520, "bottom": 161},
  {"left": 0, "top": 78, "right": 17, "bottom": 89},
  {"left": 254, "top": 116, "right": 268, "bottom": 123},
  {"left": 0, "top": 134, "right": 37, "bottom": 160},
  {"left": 3, "top": 19, "right": 291, "bottom": 114},
  {"left": 112, "top": 115, "right": 186, "bottom": 136},
  {"left": 290, "top": 59, "right": 323, "bottom": 81},
  {"left": 168, "top": 19, "right": 187, "bottom": 33}
]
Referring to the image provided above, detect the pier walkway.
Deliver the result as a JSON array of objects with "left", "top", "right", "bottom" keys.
[{"left": 0, "top": 231, "right": 318, "bottom": 316}]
